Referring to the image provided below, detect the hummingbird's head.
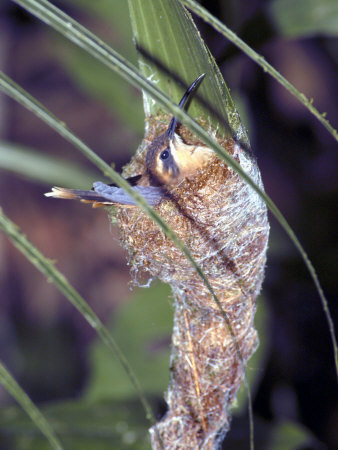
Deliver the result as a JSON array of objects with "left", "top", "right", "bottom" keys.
[
  {"left": 145, "top": 74, "right": 213, "bottom": 186},
  {"left": 145, "top": 132, "right": 214, "bottom": 186},
  {"left": 145, "top": 131, "right": 179, "bottom": 185}
]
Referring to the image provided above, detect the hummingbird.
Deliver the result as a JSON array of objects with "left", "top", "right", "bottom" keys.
[
  {"left": 45, "top": 74, "right": 215, "bottom": 207},
  {"left": 45, "top": 75, "right": 270, "bottom": 449}
]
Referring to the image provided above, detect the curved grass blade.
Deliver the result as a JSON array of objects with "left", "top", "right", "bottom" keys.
[
  {"left": 4, "top": 2, "right": 337, "bottom": 379},
  {"left": 181, "top": 0, "right": 338, "bottom": 143},
  {"left": 0, "top": 208, "right": 157, "bottom": 431},
  {"left": 0, "top": 360, "right": 63, "bottom": 450}
]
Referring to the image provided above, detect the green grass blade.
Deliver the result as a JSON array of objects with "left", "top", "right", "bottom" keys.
[
  {"left": 11, "top": 0, "right": 194, "bottom": 126},
  {"left": 181, "top": 0, "right": 338, "bottom": 142},
  {"left": 0, "top": 360, "right": 63, "bottom": 450},
  {"left": 0, "top": 397, "right": 151, "bottom": 448},
  {"left": 0, "top": 141, "right": 100, "bottom": 187},
  {"left": 0, "top": 208, "right": 157, "bottom": 428}
]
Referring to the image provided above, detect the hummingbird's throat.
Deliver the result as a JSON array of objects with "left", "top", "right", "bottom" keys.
[{"left": 166, "top": 136, "right": 215, "bottom": 183}]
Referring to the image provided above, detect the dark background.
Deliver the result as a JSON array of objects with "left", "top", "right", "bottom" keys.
[{"left": 0, "top": 1, "right": 337, "bottom": 449}]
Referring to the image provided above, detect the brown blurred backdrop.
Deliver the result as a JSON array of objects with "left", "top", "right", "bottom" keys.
[{"left": 0, "top": 1, "right": 337, "bottom": 448}]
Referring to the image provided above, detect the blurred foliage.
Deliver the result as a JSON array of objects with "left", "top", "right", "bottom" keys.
[
  {"left": 0, "top": 403, "right": 320, "bottom": 450},
  {"left": 0, "top": 0, "right": 336, "bottom": 449},
  {"left": 85, "top": 282, "right": 172, "bottom": 401},
  {"left": 269, "top": 0, "right": 338, "bottom": 38},
  {"left": 55, "top": 0, "right": 144, "bottom": 135},
  {"left": 225, "top": 416, "right": 321, "bottom": 450},
  {"left": 0, "top": 141, "right": 101, "bottom": 188},
  {"left": 268, "top": 420, "right": 322, "bottom": 450},
  {"left": 0, "top": 399, "right": 150, "bottom": 449},
  {"left": 0, "top": 283, "right": 318, "bottom": 450}
]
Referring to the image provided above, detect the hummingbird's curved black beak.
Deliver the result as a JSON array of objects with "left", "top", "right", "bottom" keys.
[{"left": 167, "top": 73, "right": 205, "bottom": 140}]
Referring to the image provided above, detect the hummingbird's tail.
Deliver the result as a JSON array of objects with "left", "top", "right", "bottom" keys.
[{"left": 45, "top": 183, "right": 166, "bottom": 207}]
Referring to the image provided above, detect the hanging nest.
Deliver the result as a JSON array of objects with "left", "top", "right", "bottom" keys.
[{"left": 113, "top": 116, "right": 269, "bottom": 449}]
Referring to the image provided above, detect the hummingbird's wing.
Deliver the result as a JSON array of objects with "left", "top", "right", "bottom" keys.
[{"left": 45, "top": 182, "right": 166, "bottom": 207}]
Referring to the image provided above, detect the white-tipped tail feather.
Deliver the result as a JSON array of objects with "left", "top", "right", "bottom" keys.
[{"left": 45, "top": 184, "right": 166, "bottom": 206}]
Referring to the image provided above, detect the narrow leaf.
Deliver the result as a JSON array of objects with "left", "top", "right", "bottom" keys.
[{"left": 128, "top": 0, "right": 249, "bottom": 145}]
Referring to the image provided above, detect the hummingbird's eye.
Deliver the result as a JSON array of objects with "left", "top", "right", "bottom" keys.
[{"left": 160, "top": 149, "right": 170, "bottom": 160}]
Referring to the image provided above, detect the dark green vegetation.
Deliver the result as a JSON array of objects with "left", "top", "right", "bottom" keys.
[{"left": 0, "top": 1, "right": 337, "bottom": 449}]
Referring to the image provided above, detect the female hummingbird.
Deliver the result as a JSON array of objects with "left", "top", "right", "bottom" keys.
[
  {"left": 45, "top": 74, "right": 215, "bottom": 207},
  {"left": 45, "top": 73, "right": 270, "bottom": 449}
]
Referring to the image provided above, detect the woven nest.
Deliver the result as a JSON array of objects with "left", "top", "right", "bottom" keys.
[{"left": 113, "top": 120, "right": 269, "bottom": 449}]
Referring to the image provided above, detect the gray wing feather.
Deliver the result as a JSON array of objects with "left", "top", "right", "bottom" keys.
[{"left": 93, "top": 182, "right": 166, "bottom": 206}]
